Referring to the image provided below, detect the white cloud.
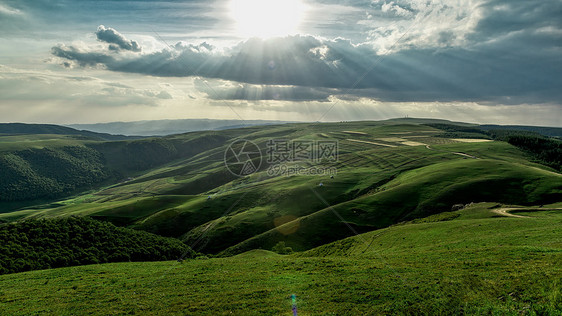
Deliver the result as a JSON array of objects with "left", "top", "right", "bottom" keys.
[
  {"left": 50, "top": 28, "right": 562, "bottom": 105},
  {"left": 365, "top": 0, "right": 483, "bottom": 52},
  {"left": 1, "top": 0, "right": 561, "bottom": 126},
  {"left": 0, "top": 65, "right": 171, "bottom": 107},
  {"left": 0, "top": 4, "right": 22, "bottom": 15}
]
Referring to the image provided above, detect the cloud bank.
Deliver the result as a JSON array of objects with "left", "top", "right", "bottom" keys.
[{"left": 46, "top": 0, "right": 562, "bottom": 107}]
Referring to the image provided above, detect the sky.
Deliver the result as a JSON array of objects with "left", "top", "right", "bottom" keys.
[{"left": 0, "top": 0, "right": 561, "bottom": 126}]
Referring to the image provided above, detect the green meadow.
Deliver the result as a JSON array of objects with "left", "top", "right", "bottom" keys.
[
  {"left": 1, "top": 203, "right": 561, "bottom": 315},
  {"left": 0, "top": 119, "right": 561, "bottom": 314}
]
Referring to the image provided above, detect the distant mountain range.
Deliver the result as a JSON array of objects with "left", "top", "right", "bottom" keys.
[
  {"left": 3, "top": 119, "right": 561, "bottom": 139},
  {"left": 67, "top": 119, "right": 295, "bottom": 136},
  {"left": 0, "top": 123, "right": 133, "bottom": 141}
]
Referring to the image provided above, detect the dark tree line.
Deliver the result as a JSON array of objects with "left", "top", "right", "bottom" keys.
[
  {"left": 0, "top": 132, "right": 231, "bottom": 205},
  {"left": 426, "top": 124, "right": 561, "bottom": 171},
  {"left": 0, "top": 146, "right": 110, "bottom": 202},
  {"left": 0, "top": 217, "right": 195, "bottom": 275},
  {"left": 505, "top": 135, "right": 562, "bottom": 171}
]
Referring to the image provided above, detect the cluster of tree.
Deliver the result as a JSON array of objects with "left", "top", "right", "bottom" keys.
[
  {"left": 0, "top": 217, "right": 195, "bottom": 275},
  {"left": 0, "top": 146, "right": 110, "bottom": 202},
  {"left": 485, "top": 129, "right": 542, "bottom": 141},
  {"left": 483, "top": 129, "right": 561, "bottom": 171},
  {"left": 271, "top": 241, "right": 293, "bottom": 255},
  {"left": 481, "top": 124, "right": 562, "bottom": 138},
  {"left": 505, "top": 134, "right": 562, "bottom": 171},
  {"left": 426, "top": 124, "right": 561, "bottom": 171},
  {"left": 423, "top": 123, "right": 491, "bottom": 139}
]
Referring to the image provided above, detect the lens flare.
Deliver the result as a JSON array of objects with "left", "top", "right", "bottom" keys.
[{"left": 291, "top": 294, "right": 298, "bottom": 315}]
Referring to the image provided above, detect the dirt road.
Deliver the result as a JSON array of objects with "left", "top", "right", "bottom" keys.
[
  {"left": 491, "top": 208, "right": 528, "bottom": 218},
  {"left": 491, "top": 207, "right": 562, "bottom": 218}
]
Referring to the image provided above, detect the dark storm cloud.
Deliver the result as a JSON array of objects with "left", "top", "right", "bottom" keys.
[
  {"left": 51, "top": 0, "right": 562, "bottom": 105},
  {"left": 51, "top": 45, "right": 116, "bottom": 67},
  {"left": 194, "top": 79, "right": 335, "bottom": 102},
  {"left": 96, "top": 25, "right": 141, "bottom": 52},
  {"left": 52, "top": 35, "right": 562, "bottom": 104},
  {"left": 470, "top": 0, "right": 562, "bottom": 40},
  {"left": 53, "top": 36, "right": 376, "bottom": 88}
]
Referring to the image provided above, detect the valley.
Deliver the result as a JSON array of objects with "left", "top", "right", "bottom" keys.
[{"left": 0, "top": 118, "right": 561, "bottom": 314}]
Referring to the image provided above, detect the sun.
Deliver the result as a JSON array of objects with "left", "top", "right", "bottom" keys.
[{"left": 230, "top": 0, "right": 306, "bottom": 38}]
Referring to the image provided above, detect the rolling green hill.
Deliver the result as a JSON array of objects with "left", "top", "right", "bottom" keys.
[
  {"left": 219, "top": 158, "right": 561, "bottom": 256},
  {"left": 1, "top": 119, "right": 560, "bottom": 258},
  {"left": 0, "top": 129, "right": 236, "bottom": 209},
  {"left": 0, "top": 145, "right": 110, "bottom": 203},
  {"left": 1, "top": 203, "right": 560, "bottom": 314},
  {"left": 0, "top": 118, "right": 561, "bottom": 314}
]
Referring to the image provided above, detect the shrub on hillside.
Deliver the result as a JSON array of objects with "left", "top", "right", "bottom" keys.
[{"left": 272, "top": 241, "right": 293, "bottom": 255}]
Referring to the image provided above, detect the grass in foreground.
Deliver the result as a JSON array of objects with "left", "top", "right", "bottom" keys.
[{"left": 1, "top": 204, "right": 561, "bottom": 315}]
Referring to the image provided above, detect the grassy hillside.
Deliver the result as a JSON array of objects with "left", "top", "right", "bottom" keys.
[
  {"left": 0, "top": 119, "right": 560, "bottom": 314},
  {"left": 0, "top": 144, "right": 110, "bottom": 204},
  {"left": 0, "top": 129, "right": 236, "bottom": 209},
  {"left": 1, "top": 203, "right": 560, "bottom": 315},
  {"left": 219, "top": 158, "right": 561, "bottom": 255},
  {"left": 1, "top": 120, "right": 560, "bottom": 257}
]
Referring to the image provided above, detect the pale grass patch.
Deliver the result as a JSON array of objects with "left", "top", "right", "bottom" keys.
[
  {"left": 401, "top": 141, "right": 426, "bottom": 146},
  {"left": 452, "top": 139, "right": 493, "bottom": 143},
  {"left": 342, "top": 131, "right": 368, "bottom": 135},
  {"left": 346, "top": 139, "right": 397, "bottom": 147}
]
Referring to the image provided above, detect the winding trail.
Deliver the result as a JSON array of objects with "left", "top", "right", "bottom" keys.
[
  {"left": 491, "top": 207, "right": 562, "bottom": 218},
  {"left": 491, "top": 208, "right": 528, "bottom": 218}
]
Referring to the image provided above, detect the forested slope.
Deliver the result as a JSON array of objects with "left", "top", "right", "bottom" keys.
[{"left": 0, "top": 217, "right": 194, "bottom": 275}]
